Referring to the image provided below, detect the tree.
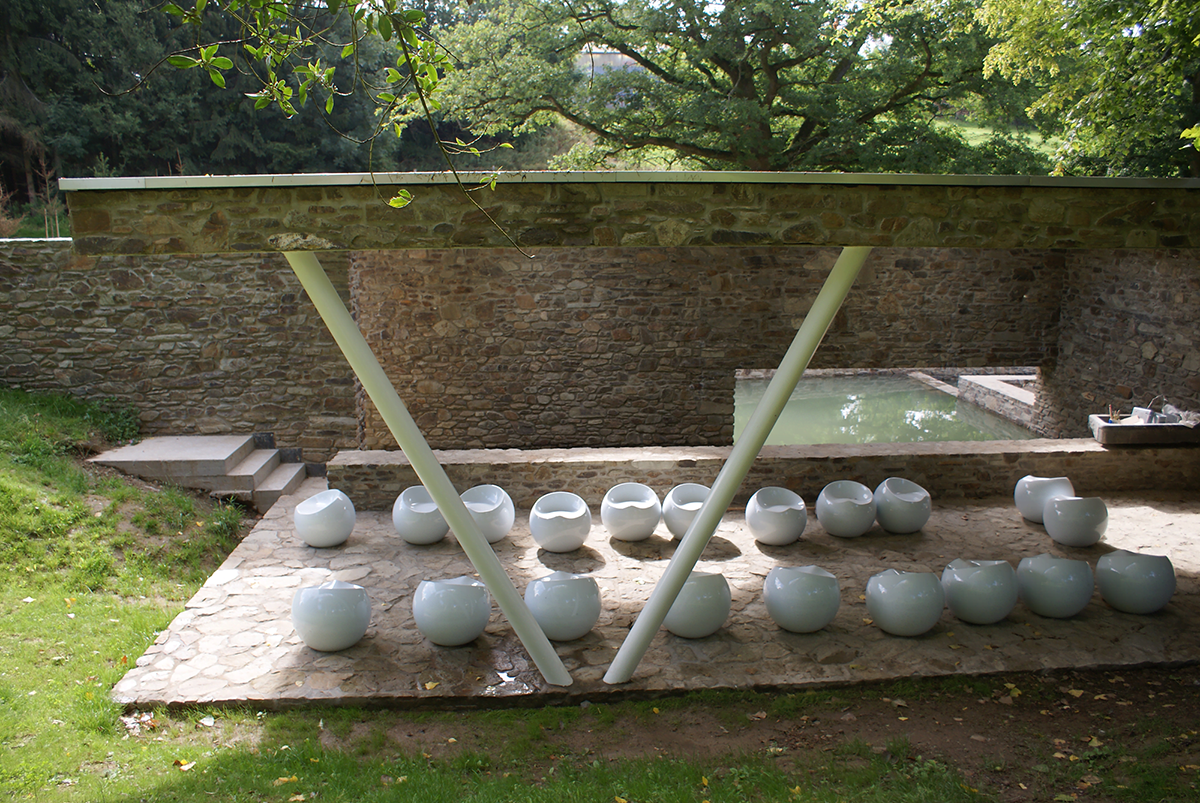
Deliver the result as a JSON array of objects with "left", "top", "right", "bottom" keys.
[
  {"left": 979, "top": 0, "right": 1200, "bottom": 177},
  {"left": 431, "top": 0, "right": 1049, "bottom": 174}
]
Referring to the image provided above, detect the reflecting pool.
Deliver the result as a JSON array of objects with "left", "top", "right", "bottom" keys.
[{"left": 734, "top": 375, "right": 1036, "bottom": 446}]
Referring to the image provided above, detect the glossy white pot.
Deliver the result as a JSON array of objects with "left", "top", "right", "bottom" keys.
[
  {"left": 291, "top": 580, "right": 371, "bottom": 652},
  {"left": 529, "top": 491, "right": 592, "bottom": 552},
  {"left": 524, "top": 571, "right": 602, "bottom": 641},
  {"left": 815, "top": 481, "right": 877, "bottom": 538},
  {"left": 763, "top": 565, "right": 840, "bottom": 633},
  {"left": 1017, "top": 554, "right": 1093, "bottom": 618},
  {"left": 1043, "top": 496, "right": 1108, "bottom": 547},
  {"left": 1014, "top": 475, "right": 1074, "bottom": 523},
  {"left": 294, "top": 489, "right": 356, "bottom": 548},
  {"left": 662, "top": 483, "right": 711, "bottom": 540},
  {"left": 460, "top": 484, "right": 515, "bottom": 544},
  {"left": 940, "top": 559, "right": 1018, "bottom": 625},
  {"left": 663, "top": 571, "right": 731, "bottom": 639},
  {"left": 874, "top": 477, "right": 932, "bottom": 534},
  {"left": 1096, "top": 550, "right": 1176, "bottom": 614},
  {"left": 412, "top": 576, "right": 491, "bottom": 647},
  {"left": 866, "top": 570, "right": 945, "bottom": 636},
  {"left": 745, "top": 487, "right": 807, "bottom": 546},
  {"left": 600, "top": 482, "right": 662, "bottom": 542},
  {"left": 392, "top": 485, "right": 449, "bottom": 545}
]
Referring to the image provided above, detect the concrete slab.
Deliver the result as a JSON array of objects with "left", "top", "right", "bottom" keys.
[
  {"left": 252, "top": 463, "right": 308, "bottom": 512},
  {"left": 91, "top": 435, "right": 256, "bottom": 479},
  {"left": 113, "top": 478, "right": 1200, "bottom": 710}
]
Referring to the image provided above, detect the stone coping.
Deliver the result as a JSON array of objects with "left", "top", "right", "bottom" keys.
[
  {"left": 59, "top": 170, "right": 1200, "bottom": 192},
  {"left": 327, "top": 440, "right": 1200, "bottom": 511},
  {"left": 112, "top": 478, "right": 1200, "bottom": 710}
]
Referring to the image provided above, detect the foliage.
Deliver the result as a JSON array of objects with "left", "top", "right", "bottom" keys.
[
  {"left": 434, "top": 0, "right": 1049, "bottom": 174},
  {"left": 979, "top": 0, "right": 1200, "bottom": 177}
]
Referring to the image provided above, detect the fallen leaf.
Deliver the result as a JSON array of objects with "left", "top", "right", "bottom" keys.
[
  {"left": 273, "top": 776, "right": 299, "bottom": 786},
  {"left": 748, "top": 711, "right": 767, "bottom": 721},
  {"left": 198, "top": 716, "right": 215, "bottom": 728},
  {"left": 288, "top": 796, "right": 306, "bottom": 802},
  {"left": 22, "top": 597, "right": 34, "bottom": 603},
  {"left": 1088, "top": 737, "right": 1104, "bottom": 748},
  {"left": 174, "top": 760, "right": 196, "bottom": 772},
  {"left": 970, "top": 735, "right": 987, "bottom": 742},
  {"left": 424, "top": 681, "right": 439, "bottom": 690},
  {"left": 1067, "top": 689, "right": 1084, "bottom": 698}
]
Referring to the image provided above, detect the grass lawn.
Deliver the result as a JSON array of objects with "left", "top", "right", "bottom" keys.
[{"left": 1, "top": 387, "right": 1197, "bottom": 802}]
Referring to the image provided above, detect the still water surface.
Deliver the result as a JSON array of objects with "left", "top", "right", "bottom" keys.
[{"left": 734, "top": 375, "right": 1036, "bottom": 446}]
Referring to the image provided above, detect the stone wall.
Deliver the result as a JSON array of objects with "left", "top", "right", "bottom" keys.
[
  {"left": 0, "top": 239, "right": 357, "bottom": 460},
  {"left": 353, "top": 246, "right": 1065, "bottom": 449},
  {"left": 1032, "top": 250, "right": 1200, "bottom": 437}
]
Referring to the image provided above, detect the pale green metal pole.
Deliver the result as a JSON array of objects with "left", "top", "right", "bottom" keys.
[
  {"left": 603, "top": 246, "right": 873, "bottom": 685},
  {"left": 284, "top": 251, "right": 573, "bottom": 688}
]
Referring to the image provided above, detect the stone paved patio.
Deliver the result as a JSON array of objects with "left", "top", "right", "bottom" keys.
[{"left": 114, "top": 477, "right": 1200, "bottom": 709}]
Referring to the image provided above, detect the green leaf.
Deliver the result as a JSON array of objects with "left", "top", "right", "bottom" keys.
[
  {"left": 403, "top": 9, "right": 425, "bottom": 23},
  {"left": 210, "top": 57, "right": 233, "bottom": 70},
  {"left": 378, "top": 92, "right": 397, "bottom": 103},
  {"left": 207, "top": 68, "right": 226, "bottom": 88},
  {"left": 195, "top": 0, "right": 207, "bottom": 13},
  {"left": 325, "top": 95, "right": 334, "bottom": 114},
  {"left": 254, "top": 95, "right": 272, "bottom": 110},
  {"left": 388, "top": 190, "right": 413, "bottom": 208},
  {"left": 163, "top": 3, "right": 185, "bottom": 17},
  {"left": 378, "top": 14, "right": 393, "bottom": 41},
  {"left": 340, "top": 43, "right": 355, "bottom": 59},
  {"left": 167, "top": 55, "right": 199, "bottom": 69}
]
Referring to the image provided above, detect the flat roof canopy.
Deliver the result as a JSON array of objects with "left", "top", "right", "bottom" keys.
[{"left": 60, "top": 171, "right": 1200, "bottom": 255}]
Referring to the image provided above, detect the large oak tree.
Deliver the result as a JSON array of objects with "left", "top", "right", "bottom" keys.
[{"left": 433, "top": 0, "right": 1049, "bottom": 173}]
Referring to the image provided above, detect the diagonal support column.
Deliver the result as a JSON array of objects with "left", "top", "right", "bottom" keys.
[
  {"left": 604, "top": 246, "right": 873, "bottom": 685},
  {"left": 285, "top": 251, "right": 572, "bottom": 688}
]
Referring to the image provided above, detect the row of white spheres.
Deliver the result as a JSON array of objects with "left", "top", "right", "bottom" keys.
[
  {"left": 388, "top": 478, "right": 933, "bottom": 552},
  {"left": 292, "top": 547, "right": 1177, "bottom": 654}
]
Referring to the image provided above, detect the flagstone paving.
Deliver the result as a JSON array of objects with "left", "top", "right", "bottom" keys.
[{"left": 114, "top": 477, "right": 1200, "bottom": 709}]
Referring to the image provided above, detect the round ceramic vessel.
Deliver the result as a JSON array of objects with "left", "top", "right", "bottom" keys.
[
  {"left": 874, "top": 477, "right": 932, "bottom": 534},
  {"left": 1043, "top": 496, "right": 1108, "bottom": 547},
  {"left": 1096, "top": 550, "right": 1176, "bottom": 614},
  {"left": 941, "top": 559, "right": 1018, "bottom": 625},
  {"left": 662, "top": 483, "right": 711, "bottom": 540},
  {"left": 1017, "top": 554, "right": 1094, "bottom": 618},
  {"left": 412, "top": 576, "right": 491, "bottom": 646},
  {"left": 600, "top": 482, "right": 662, "bottom": 542},
  {"left": 663, "top": 571, "right": 731, "bottom": 639},
  {"left": 865, "top": 569, "right": 945, "bottom": 636},
  {"left": 392, "top": 485, "right": 450, "bottom": 545},
  {"left": 529, "top": 491, "right": 593, "bottom": 552},
  {"left": 815, "top": 481, "right": 877, "bottom": 538},
  {"left": 1014, "top": 475, "right": 1075, "bottom": 524},
  {"left": 763, "top": 565, "right": 840, "bottom": 633},
  {"left": 524, "top": 571, "right": 602, "bottom": 641},
  {"left": 745, "top": 487, "right": 807, "bottom": 546},
  {"left": 291, "top": 580, "right": 371, "bottom": 652},
  {"left": 294, "top": 489, "right": 356, "bottom": 548},
  {"left": 459, "top": 484, "right": 515, "bottom": 544}
]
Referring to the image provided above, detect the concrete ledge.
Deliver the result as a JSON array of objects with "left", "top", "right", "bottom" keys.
[
  {"left": 958, "top": 375, "right": 1037, "bottom": 428},
  {"left": 328, "top": 440, "right": 1200, "bottom": 511}
]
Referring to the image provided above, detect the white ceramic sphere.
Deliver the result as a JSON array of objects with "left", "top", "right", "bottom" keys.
[
  {"left": 293, "top": 488, "right": 356, "bottom": 548},
  {"left": 763, "top": 565, "right": 840, "bottom": 633},
  {"left": 663, "top": 571, "right": 731, "bottom": 638},
  {"left": 600, "top": 483, "right": 662, "bottom": 542},
  {"left": 392, "top": 485, "right": 450, "bottom": 545},
  {"left": 1017, "top": 554, "right": 1094, "bottom": 618},
  {"left": 1096, "top": 550, "right": 1176, "bottom": 614},
  {"left": 524, "top": 571, "right": 602, "bottom": 641},
  {"left": 459, "top": 484, "right": 515, "bottom": 543},
  {"left": 412, "top": 576, "right": 491, "bottom": 646},
  {"left": 529, "top": 491, "right": 593, "bottom": 552},
  {"left": 866, "top": 569, "right": 945, "bottom": 636},
  {"left": 815, "top": 481, "right": 877, "bottom": 538},
  {"left": 1043, "top": 496, "right": 1108, "bottom": 547},
  {"left": 662, "top": 483, "right": 711, "bottom": 540},
  {"left": 874, "top": 477, "right": 932, "bottom": 534},
  {"left": 941, "top": 559, "right": 1018, "bottom": 625},
  {"left": 291, "top": 580, "right": 371, "bottom": 652},
  {"left": 1013, "top": 475, "right": 1075, "bottom": 523},
  {"left": 745, "top": 487, "right": 808, "bottom": 546}
]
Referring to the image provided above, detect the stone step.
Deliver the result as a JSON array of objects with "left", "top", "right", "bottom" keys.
[
  {"left": 90, "top": 435, "right": 257, "bottom": 481},
  {"left": 253, "top": 463, "right": 309, "bottom": 512}
]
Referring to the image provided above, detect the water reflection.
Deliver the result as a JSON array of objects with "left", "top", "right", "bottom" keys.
[{"left": 734, "top": 376, "right": 1036, "bottom": 445}]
